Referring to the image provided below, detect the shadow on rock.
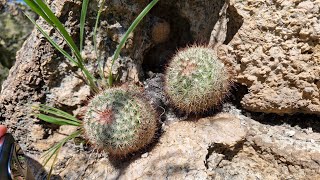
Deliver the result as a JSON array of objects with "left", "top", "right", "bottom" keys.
[{"left": 27, "top": 156, "right": 62, "bottom": 180}]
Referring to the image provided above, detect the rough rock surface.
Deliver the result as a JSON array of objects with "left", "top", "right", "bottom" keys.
[
  {"left": 219, "top": 0, "right": 320, "bottom": 114},
  {"left": 1, "top": 0, "right": 320, "bottom": 179},
  {"left": 28, "top": 110, "right": 320, "bottom": 180},
  {"left": 49, "top": 113, "right": 247, "bottom": 179}
]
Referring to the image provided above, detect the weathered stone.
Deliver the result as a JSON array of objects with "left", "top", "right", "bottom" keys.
[
  {"left": 44, "top": 113, "right": 246, "bottom": 179},
  {"left": 1, "top": 0, "right": 320, "bottom": 179},
  {"left": 218, "top": 0, "right": 320, "bottom": 114}
]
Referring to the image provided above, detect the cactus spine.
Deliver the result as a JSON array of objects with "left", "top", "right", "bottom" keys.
[
  {"left": 164, "top": 45, "right": 231, "bottom": 113},
  {"left": 83, "top": 86, "right": 157, "bottom": 156}
]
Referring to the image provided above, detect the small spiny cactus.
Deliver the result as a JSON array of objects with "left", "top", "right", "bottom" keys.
[
  {"left": 83, "top": 86, "right": 157, "bottom": 156},
  {"left": 164, "top": 45, "right": 231, "bottom": 113}
]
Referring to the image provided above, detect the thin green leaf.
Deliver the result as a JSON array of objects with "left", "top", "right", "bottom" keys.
[
  {"left": 80, "top": 0, "right": 90, "bottom": 52},
  {"left": 37, "top": 114, "right": 81, "bottom": 126},
  {"left": 42, "top": 130, "right": 82, "bottom": 166},
  {"left": 82, "top": 67, "right": 99, "bottom": 93},
  {"left": 24, "top": 0, "right": 54, "bottom": 26},
  {"left": 108, "top": 0, "right": 159, "bottom": 86},
  {"left": 25, "top": 13, "right": 98, "bottom": 92},
  {"left": 25, "top": 13, "right": 79, "bottom": 66},
  {"left": 47, "top": 145, "right": 61, "bottom": 180},
  {"left": 42, "top": 140, "right": 62, "bottom": 159},
  {"left": 33, "top": 0, "right": 82, "bottom": 63},
  {"left": 93, "top": 0, "right": 107, "bottom": 84},
  {"left": 37, "top": 104, "right": 80, "bottom": 123}
]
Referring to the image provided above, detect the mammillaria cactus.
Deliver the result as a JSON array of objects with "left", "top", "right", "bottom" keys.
[
  {"left": 164, "top": 45, "right": 231, "bottom": 113},
  {"left": 83, "top": 86, "right": 157, "bottom": 156}
]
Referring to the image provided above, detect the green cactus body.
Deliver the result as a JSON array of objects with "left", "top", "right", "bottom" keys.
[
  {"left": 164, "top": 46, "right": 231, "bottom": 113},
  {"left": 83, "top": 87, "right": 157, "bottom": 156}
]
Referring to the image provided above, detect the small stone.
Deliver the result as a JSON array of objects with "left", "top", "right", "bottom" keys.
[
  {"left": 207, "top": 153, "right": 224, "bottom": 169},
  {"left": 288, "top": 165, "right": 297, "bottom": 173},
  {"left": 285, "top": 130, "right": 296, "bottom": 137},
  {"left": 308, "top": 139, "right": 315, "bottom": 143},
  {"left": 141, "top": 152, "right": 149, "bottom": 158}
]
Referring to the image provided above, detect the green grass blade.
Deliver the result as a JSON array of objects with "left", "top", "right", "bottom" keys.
[
  {"left": 42, "top": 140, "right": 62, "bottom": 159},
  {"left": 93, "top": 0, "right": 106, "bottom": 83},
  {"left": 25, "top": 13, "right": 79, "bottom": 66},
  {"left": 24, "top": 0, "right": 54, "bottom": 26},
  {"left": 37, "top": 104, "right": 80, "bottom": 123},
  {"left": 80, "top": 0, "right": 90, "bottom": 52},
  {"left": 37, "top": 114, "right": 81, "bottom": 126},
  {"left": 108, "top": 0, "right": 159, "bottom": 86},
  {"left": 26, "top": 13, "right": 98, "bottom": 92},
  {"left": 82, "top": 67, "right": 99, "bottom": 93},
  {"left": 34, "top": 0, "right": 82, "bottom": 62},
  {"left": 42, "top": 130, "right": 82, "bottom": 166},
  {"left": 47, "top": 146, "right": 60, "bottom": 180}
]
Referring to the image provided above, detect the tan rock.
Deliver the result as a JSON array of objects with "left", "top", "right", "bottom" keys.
[
  {"left": 54, "top": 113, "right": 246, "bottom": 179},
  {"left": 220, "top": 0, "right": 320, "bottom": 114}
]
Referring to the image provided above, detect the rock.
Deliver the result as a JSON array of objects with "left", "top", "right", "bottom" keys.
[
  {"left": 51, "top": 113, "right": 246, "bottom": 179},
  {"left": 28, "top": 111, "right": 320, "bottom": 180},
  {"left": 1, "top": 0, "right": 320, "bottom": 179},
  {"left": 0, "top": 0, "right": 234, "bottom": 152},
  {"left": 218, "top": 0, "right": 320, "bottom": 114},
  {"left": 285, "top": 130, "right": 296, "bottom": 137}
]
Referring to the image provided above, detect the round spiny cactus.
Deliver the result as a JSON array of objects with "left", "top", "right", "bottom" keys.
[
  {"left": 83, "top": 86, "right": 157, "bottom": 156},
  {"left": 164, "top": 45, "right": 231, "bottom": 113}
]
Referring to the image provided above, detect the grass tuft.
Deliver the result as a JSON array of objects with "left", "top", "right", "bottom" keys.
[
  {"left": 42, "top": 130, "right": 82, "bottom": 179},
  {"left": 93, "top": 0, "right": 107, "bottom": 87},
  {"left": 24, "top": 0, "right": 99, "bottom": 92},
  {"left": 80, "top": 0, "right": 89, "bottom": 52},
  {"left": 25, "top": 0, "right": 160, "bottom": 176},
  {"left": 33, "top": 104, "right": 81, "bottom": 126}
]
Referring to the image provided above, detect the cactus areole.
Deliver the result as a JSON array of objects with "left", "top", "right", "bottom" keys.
[
  {"left": 164, "top": 46, "right": 231, "bottom": 113},
  {"left": 83, "top": 87, "right": 157, "bottom": 156}
]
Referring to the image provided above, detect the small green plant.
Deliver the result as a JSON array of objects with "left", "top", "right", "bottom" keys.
[
  {"left": 24, "top": 0, "right": 99, "bottom": 92},
  {"left": 32, "top": 104, "right": 82, "bottom": 179},
  {"left": 164, "top": 45, "right": 231, "bottom": 113},
  {"left": 25, "top": 0, "right": 159, "bottom": 177},
  {"left": 83, "top": 86, "right": 157, "bottom": 156}
]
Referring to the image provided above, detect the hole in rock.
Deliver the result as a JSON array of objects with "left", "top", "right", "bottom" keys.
[
  {"left": 142, "top": 4, "right": 194, "bottom": 75},
  {"left": 205, "top": 140, "right": 245, "bottom": 168},
  {"left": 142, "top": 0, "right": 243, "bottom": 76},
  {"left": 224, "top": 4, "right": 244, "bottom": 44},
  {"left": 228, "top": 83, "right": 249, "bottom": 109}
]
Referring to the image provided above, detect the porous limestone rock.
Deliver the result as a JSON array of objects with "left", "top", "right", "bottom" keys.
[{"left": 218, "top": 0, "right": 320, "bottom": 114}]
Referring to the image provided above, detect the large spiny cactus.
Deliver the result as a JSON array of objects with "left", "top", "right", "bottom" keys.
[
  {"left": 164, "top": 45, "right": 231, "bottom": 113},
  {"left": 83, "top": 86, "right": 157, "bottom": 156}
]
